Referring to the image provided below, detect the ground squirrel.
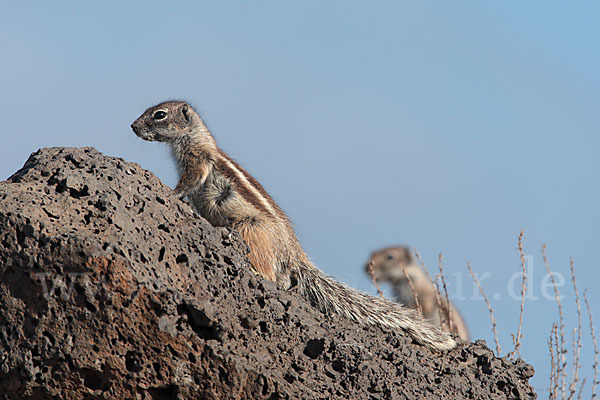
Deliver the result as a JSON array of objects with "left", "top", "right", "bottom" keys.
[
  {"left": 366, "top": 246, "right": 470, "bottom": 340},
  {"left": 131, "top": 101, "right": 456, "bottom": 351}
]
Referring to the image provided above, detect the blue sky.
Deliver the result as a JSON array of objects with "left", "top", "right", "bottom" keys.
[{"left": 2, "top": 2, "right": 599, "bottom": 395}]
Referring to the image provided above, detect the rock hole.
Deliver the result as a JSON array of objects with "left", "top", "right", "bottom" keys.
[
  {"left": 284, "top": 373, "right": 296, "bottom": 384},
  {"left": 69, "top": 185, "right": 89, "bottom": 199},
  {"left": 153, "top": 362, "right": 163, "bottom": 380},
  {"left": 94, "top": 199, "right": 107, "bottom": 212},
  {"left": 158, "top": 224, "right": 170, "bottom": 233},
  {"left": 125, "top": 351, "right": 142, "bottom": 373},
  {"left": 304, "top": 338, "right": 325, "bottom": 359},
  {"left": 85, "top": 301, "right": 97, "bottom": 313},
  {"left": 257, "top": 296, "right": 266, "bottom": 309},
  {"left": 152, "top": 362, "right": 161, "bottom": 373},
  {"left": 259, "top": 321, "right": 268, "bottom": 333},
  {"left": 167, "top": 344, "right": 180, "bottom": 358},
  {"left": 256, "top": 374, "right": 269, "bottom": 396},
  {"left": 84, "top": 211, "right": 92, "bottom": 225},
  {"left": 332, "top": 359, "right": 345, "bottom": 372},
  {"left": 52, "top": 178, "right": 68, "bottom": 194},
  {"left": 218, "top": 366, "right": 230, "bottom": 384},
  {"left": 42, "top": 330, "right": 56, "bottom": 346},
  {"left": 16, "top": 225, "right": 35, "bottom": 246},
  {"left": 177, "top": 303, "right": 221, "bottom": 341},
  {"left": 65, "top": 154, "right": 81, "bottom": 167},
  {"left": 82, "top": 369, "right": 103, "bottom": 391},
  {"left": 42, "top": 207, "right": 59, "bottom": 219},
  {"left": 239, "top": 317, "right": 252, "bottom": 329},
  {"left": 148, "top": 385, "right": 178, "bottom": 400}
]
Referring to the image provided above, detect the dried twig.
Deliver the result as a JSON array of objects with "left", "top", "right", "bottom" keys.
[
  {"left": 570, "top": 328, "right": 578, "bottom": 399},
  {"left": 543, "top": 244, "right": 567, "bottom": 397},
  {"left": 438, "top": 253, "right": 454, "bottom": 333},
  {"left": 402, "top": 269, "right": 423, "bottom": 316},
  {"left": 508, "top": 229, "right": 527, "bottom": 359},
  {"left": 568, "top": 259, "right": 582, "bottom": 400},
  {"left": 549, "top": 323, "right": 558, "bottom": 399},
  {"left": 554, "top": 324, "right": 562, "bottom": 399},
  {"left": 366, "top": 260, "right": 384, "bottom": 298},
  {"left": 414, "top": 249, "right": 445, "bottom": 323},
  {"left": 414, "top": 250, "right": 430, "bottom": 281},
  {"left": 467, "top": 261, "right": 501, "bottom": 356},
  {"left": 576, "top": 378, "right": 587, "bottom": 400},
  {"left": 583, "top": 290, "right": 599, "bottom": 399}
]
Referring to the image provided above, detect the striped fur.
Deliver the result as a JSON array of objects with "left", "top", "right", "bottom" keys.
[{"left": 132, "top": 101, "right": 457, "bottom": 351}]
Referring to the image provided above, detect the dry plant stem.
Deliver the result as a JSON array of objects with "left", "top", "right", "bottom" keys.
[
  {"left": 414, "top": 250, "right": 429, "bottom": 280},
  {"left": 414, "top": 249, "right": 445, "bottom": 327},
  {"left": 577, "top": 378, "right": 586, "bottom": 400},
  {"left": 543, "top": 244, "right": 567, "bottom": 397},
  {"left": 554, "top": 325, "right": 562, "bottom": 399},
  {"left": 508, "top": 229, "right": 527, "bottom": 359},
  {"left": 402, "top": 269, "right": 423, "bottom": 316},
  {"left": 549, "top": 323, "right": 558, "bottom": 400},
  {"left": 568, "top": 258, "right": 582, "bottom": 400},
  {"left": 583, "top": 290, "right": 599, "bottom": 399},
  {"left": 570, "top": 329, "right": 578, "bottom": 400},
  {"left": 467, "top": 261, "right": 501, "bottom": 356},
  {"left": 414, "top": 250, "right": 441, "bottom": 293},
  {"left": 366, "top": 260, "right": 385, "bottom": 298},
  {"left": 510, "top": 333, "right": 518, "bottom": 358},
  {"left": 438, "top": 253, "right": 454, "bottom": 333}
]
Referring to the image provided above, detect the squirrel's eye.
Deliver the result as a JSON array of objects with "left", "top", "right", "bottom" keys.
[
  {"left": 386, "top": 254, "right": 395, "bottom": 261},
  {"left": 153, "top": 110, "right": 167, "bottom": 121}
]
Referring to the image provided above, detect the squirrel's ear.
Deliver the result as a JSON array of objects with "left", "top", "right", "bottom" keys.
[{"left": 182, "top": 104, "right": 191, "bottom": 122}]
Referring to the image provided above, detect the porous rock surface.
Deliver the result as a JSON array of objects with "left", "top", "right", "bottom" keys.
[{"left": 0, "top": 147, "right": 536, "bottom": 399}]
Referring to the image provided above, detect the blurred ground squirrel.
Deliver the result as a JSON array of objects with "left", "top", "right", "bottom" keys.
[
  {"left": 131, "top": 101, "right": 456, "bottom": 351},
  {"left": 366, "top": 246, "right": 469, "bottom": 340}
]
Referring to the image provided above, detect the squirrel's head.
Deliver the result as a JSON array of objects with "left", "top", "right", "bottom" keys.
[
  {"left": 365, "top": 246, "right": 417, "bottom": 282},
  {"left": 131, "top": 101, "right": 213, "bottom": 145}
]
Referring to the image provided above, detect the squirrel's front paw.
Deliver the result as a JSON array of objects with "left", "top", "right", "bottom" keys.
[
  {"left": 178, "top": 195, "right": 191, "bottom": 206},
  {"left": 173, "top": 189, "right": 189, "bottom": 203}
]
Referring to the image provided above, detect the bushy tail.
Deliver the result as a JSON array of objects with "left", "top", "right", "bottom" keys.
[{"left": 295, "top": 262, "right": 456, "bottom": 352}]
